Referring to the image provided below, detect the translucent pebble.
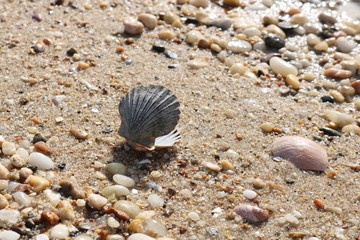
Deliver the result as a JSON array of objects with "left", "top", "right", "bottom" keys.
[
  {"left": 243, "top": 189, "right": 257, "bottom": 200},
  {"left": 26, "top": 175, "right": 50, "bottom": 192},
  {"left": 0, "top": 209, "right": 21, "bottom": 224},
  {"left": 35, "top": 234, "right": 50, "bottom": 240},
  {"left": 50, "top": 224, "right": 69, "bottom": 239},
  {"left": 202, "top": 161, "right": 221, "bottom": 172},
  {"left": 88, "top": 194, "right": 108, "bottom": 209},
  {"left": 186, "top": 30, "right": 203, "bottom": 44},
  {"left": 113, "top": 174, "right": 135, "bottom": 188},
  {"left": 336, "top": 37, "right": 356, "bottom": 53},
  {"left": 230, "top": 63, "right": 246, "bottom": 75},
  {"left": 113, "top": 200, "right": 140, "bottom": 219},
  {"left": 143, "top": 219, "right": 168, "bottom": 237},
  {"left": 284, "top": 213, "right": 299, "bottom": 225},
  {"left": 12, "top": 192, "right": 32, "bottom": 207},
  {"left": 128, "top": 233, "right": 155, "bottom": 240},
  {"left": 106, "top": 235, "right": 125, "bottom": 240},
  {"left": 270, "top": 57, "right": 298, "bottom": 77},
  {"left": 324, "top": 110, "right": 354, "bottom": 127},
  {"left": 108, "top": 216, "right": 120, "bottom": 228},
  {"left": 188, "top": 211, "right": 200, "bottom": 221},
  {"left": 101, "top": 185, "right": 130, "bottom": 198},
  {"left": 28, "top": 152, "right": 55, "bottom": 170},
  {"left": 44, "top": 189, "right": 61, "bottom": 206},
  {"left": 2, "top": 141, "right": 16, "bottom": 156},
  {"left": 147, "top": 194, "right": 164, "bottom": 209},
  {"left": 105, "top": 163, "right": 127, "bottom": 176},
  {"left": 73, "top": 235, "right": 93, "bottom": 240},
  {"left": 227, "top": 39, "right": 252, "bottom": 53},
  {"left": 0, "top": 194, "right": 9, "bottom": 209},
  {"left": 0, "top": 230, "right": 20, "bottom": 240}
]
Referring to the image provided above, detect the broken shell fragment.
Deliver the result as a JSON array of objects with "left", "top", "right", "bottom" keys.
[
  {"left": 234, "top": 204, "right": 269, "bottom": 223},
  {"left": 118, "top": 85, "right": 180, "bottom": 151},
  {"left": 272, "top": 136, "right": 329, "bottom": 171}
]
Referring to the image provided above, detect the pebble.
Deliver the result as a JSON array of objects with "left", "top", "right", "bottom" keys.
[
  {"left": 50, "top": 224, "right": 69, "bottom": 239},
  {"left": 106, "top": 163, "right": 127, "bottom": 176},
  {"left": 0, "top": 194, "right": 9, "bottom": 209},
  {"left": 342, "top": 125, "right": 360, "bottom": 135},
  {"left": 88, "top": 193, "right": 108, "bottom": 209},
  {"left": 227, "top": 39, "right": 252, "bottom": 53},
  {"left": 0, "top": 180, "right": 8, "bottom": 191},
  {"left": 264, "top": 34, "right": 285, "bottom": 49},
  {"left": 290, "top": 14, "right": 308, "bottom": 25},
  {"left": 218, "top": 160, "right": 234, "bottom": 170},
  {"left": 223, "top": 0, "right": 241, "bottom": 7},
  {"left": 28, "top": 152, "right": 55, "bottom": 170},
  {"left": 70, "top": 129, "right": 88, "bottom": 140},
  {"left": 202, "top": 161, "right": 221, "bottom": 172},
  {"left": 2, "top": 141, "right": 16, "bottom": 156},
  {"left": 319, "top": 127, "right": 341, "bottom": 137},
  {"left": 35, "top": 234, "right": 50, "bottom": 240},
  {"left": 187, "top": 60, "right": 209, "bottom": 69},
  {"left": 113, "top": 174, "right": 135, "bottom": 188},
  {"left": 113, "top": 200, "right": 140, "bottom": 219},
  {"left": 188, "top": 211, "right": 200, "bottom": 221},
  {"left": 252, "top": 178, "right": 266, "bottom": 188},
  {"left": 336, "top": 37, "right": 356, "bottom": 53},
  {"left": 314, "top": 41, "right": 328, "bottom": 52},
  {"left": 318, "top": 12, "right": 337, "bottom": 24},
  {"left": 128, "top": 233, "right": 155, "bottom": 240},
  {"left": 186, "top": 30, "right": 203, "bottom": 44},
  {"left": 211, "top": 18, "right": 233, "bottom": 30},
  {"left": 147, "top": 194, "right": 164, "bottom": 209},
  {"left": 306, "top": 34, "right": 321, "bottom": 46},
  {"left": 0, "top": 164, "right": 9, "bottom": 179},
  {"left": 329, "top": 90, "right": 345, "bottom": 103},
  {"left": 264, "top": 24, "right": 286, "bottom": 38},
  {"left": 77, "top": 62, "right": 89, "bottom": 70},
  {"left": 101, "top": 185, "right": 130, "bottom": 199},
  {"left": 34, "top": 42, "right": 45, "bottom": 53},
  {"left": 44, "top": 189, "right": 61, "bottom": 206},
  {"left": 324, "top": 110, "right": 354, "bottom": 127},
  {"left": 189, "top": 0, "right": 210, "bottom": 8},
  {"left": 234, "top": 204, "right": 269, "bottom": 223},
  {"left": 303, "top": 72, "right": 315, "bottom": 81},
  {"left": 270, "top": 57, "right": 298, "bottom": 77},
  {"left": 243, "top": 189, "right": 257, "bottom": 200},
  {"left": 284, "top": 213, "right": 300, "bottom": 225},
  {"left": 26, "top": 175, "right": 50, "bottom": 192},
  {"left": 138, "top": 13, "right": 157, "bottom": 30},
  {"left": 0, "top": 209, "right": 20, "bottom": 224},
  {"left": 354, "top": 99, "right": 360, "bottom": 110},
  {"left": 12, "top": 192, "right": 32, "bottom": 207},
  {"left": 0, "top": 230, "right": 20, "bottom": 240},
  {"left": 350, "top": 80, "right": 360, "bottom": 94},
  {"left": 123, "top": 18, "right": 144, "bottom": 35},
  {"left": 260, "top": 122, "right": 273, "bottom": 132},
  {"left": 286, "top": 74, "right": 300, "bottom": 90},
  {"left": 41, "top": 210, "right": 60, "bottom": 225},
  {"left": 272, "top": 136, "right": 329, "bottom": 171},
  {"left": 59, "top": 177, "right": 86, "bottom": 199},
  {"left": 229, "top": 63, "right": 245, "bottom": 75}
]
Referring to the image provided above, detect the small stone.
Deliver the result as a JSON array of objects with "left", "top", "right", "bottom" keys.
[
  {"left": 319, "top": 127, "right": 341, "bottom": 137},
  {"left": 12, "top": 192, "right": 32, "bottom": 207},
  {"left": 150, "top": 170, "right": 162, "bottom": 179},
  {"left": 187, "top": 60, "right": 209, "bottom": 69},
  {"left": 142, "top": 219, "right": 168, "bottom": 237},
  {"left": 284, "top": 213, "right": 299, "bottom": 225},
  {"left": 29, "top": 152, "right": 55, "bottom": 170},
  {"left": 342, "top": 125, "right": 360, "bottom": 135},
  {"left": 318, "top": 12, "right": 337, "bottom": 24},
  {"left": 88, "top": 193, "right": 108, "bottom": 209},
  {"left": 264, "top": 24, "right": 286, "bottom": 38},
  {"left": 70, "top": 129, "right": 88, "bottom": 140},
  {"left": 229, "top": 63, "right": 245, "bottom": 76},
  {"left": 2, "top": 141, "right": 16, "bottom": 156},
  {"left": 59, "top": 177, "right": 86, "bottom": 199},
  {"left": 0, "top": 209, "right": 21, "bottom": 224},
  {"left": 26, "top": 175, "right": 50, "bottom": 192},
  {"left": 252, "top": 178, "right": 266, "bottom": 188},
  {"left": 0, "top": 165, "right": 9, "bottom": 180},
  {"left": 105, "top": 163, "right": 127, "bottom": 176},
  {"left": 354, "top": 99, "right": 360, "bottom": 110},
  {"left": 0, "top": 230, "right": 20, "bottom": 240},
  {"left": 234, "top": 204, "right": 269, "bottom": 223},
  {"left": 138, "top": 13, "right": 157, "bottom": 30},
  {"left": 34, "top": 141, "right": 50, "bottom": 153},
  {"left": 243, "top": 189, "right": 257, "bottom": 200},
  {"left": 324, "top": 110, "right": 354, "bottom": 128},
  {"left": 264, "top": 34, "right": 285, "bottom": 49},
  {"left": 124, "top": 18, "right": 144, "bottom": 35},
  {"left": 113, "top": 200, "right": 140, "bottom": 219},
  {"left": 108, "top": 216, "right": 120, "bottom": 228},
  {"left": 270, "top": 57, "right": 298, "bottom": 77},
  {"left": 164, "top": 12, "right": 180, "bottom": 25},
  {"left": 223, "top": 0, "right": 240, "bottom": 7},
  {"left": 211, "top": 18, "right": 233, "bottom": 30},
  {"left": 223, "top": 109, "right": 236, "bottom": 119},
  {"left": 314, "top": 41, "right": 328, "bottom": 51},
  {"left": 50, "top": 224, "right": 69, "bottom": 239},
  {"left": 303, "top": 72, "right": 315, "bottom": 81},
  {"left": 306, "top": 34, "right": 321, "bottom": 46},
  {"left": 163, "top": 50, "right": 177, "bottom": 59},
  {"left": 101, "top": 185, "right": 130, "bottom": 199},
  {"left": 336, "top": 37, "right": 356, "bottom": 53},
  {"left": 55, "top": 117, "right": 64, "bottom": 123},
  {"left": 350, "top": 80, "right": 360, "bottom": 94},
  {"left": 148, "top": 194, "right": 164, "bottom": 209},
  {"left": 188, "top": 211, "right": 200, "bottom": 221},
  {"left": 158, "top": 31, "right": 176, "bottom": 40},
  {"left": 0, "top": 194, "right": 9, "bottom": 209},
  {"left": 329, "top": 90, "right": 345, "bottom": 103},
  {"left": 113, "top": 174, "right": 135, "bottom": 188},
  {"left": 260, "top": 122, "right": 273, "bottom": 132},
  {"left": 34, "top": 42, "right": 45, "bottom": 53},
  {"left": 227, "top": 39, "right": 252, "bottom": 53},
  {"left": 186, "top": 30, "right": 203, "bottom": 45},
  {"left": 202, "top": 161, "right": 221, "bottom": 172},
  {"left": 128, "top": 233, "right": 155, "bottom": 240},
  {"left": 286, "top": 74, "right": 300, "bottom": 90},
  {"left": 189, "top": 0, "right": 210, "bottom": 8},
  {"left": 242, "top": 27, "right": 261, "bottom": 38},
  {"left": 41, "top": 210, "right": 60, "bottom": 225},
  {"left": 77, "top": 62, "right": 89, "bottom": 70},
  {"left": 44, "top": 189, "right": 61, "bottom": 206},
  {"left": 290, "top": 14, "right": 308, "bottom": 25},
  {"left": 219, "top": 160, "right": 234, "bottom": 170}
]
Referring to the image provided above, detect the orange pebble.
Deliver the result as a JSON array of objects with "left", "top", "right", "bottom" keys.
[
  {"left": 314, "top": 199, "right": 324, "bottom": 209},
  {"left": 31, "top": 117, "right": 41, "bottom": 124}
]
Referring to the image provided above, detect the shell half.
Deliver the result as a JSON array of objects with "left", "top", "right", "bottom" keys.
[{"left": 118, "top": 85, "right": 180, "bottom": 150}]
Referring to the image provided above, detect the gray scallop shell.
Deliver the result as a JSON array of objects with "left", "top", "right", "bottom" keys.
[{"left": 118, "top": 85, "right": 180, "bottom": 149}]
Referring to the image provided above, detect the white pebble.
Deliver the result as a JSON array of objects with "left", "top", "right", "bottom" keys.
[
  {"left": 336, "top": 37, "right": 356, "bottom": 53},
  {"left": 2, "top": 141, "right": 16, "bottom": 156},
  {"left": 12, "top": 192, "right": 32, "bottom": 207},
  {"left": 243, "top": 189, "right": 257, "bottom": 200},
  {"left": 113, "top": 174, "right": 135, "bottom": 188},
  {"left": 101, "top": 185, "right": 130, "bottom": 198},
  {"left": 189, "top": 0, "right": 210, "bottom": 8},
  {"left": 142, "top": 219, "right": 168, "bottom": 237},
  {"left": 29, "top": 152, "right": 55, "bottom": 170},
  {"left": 0, "top": 230, "right": 20, "bottom": 240},
  {"left": 223, "top": 149, "right": 240, "bottom": 159},
  {"left": 201, "top": 161, "right": 221, "bottom": 172},
  {"left": 242, "top": 27, "right": 261, "bottom": 37},
  {"left": 227, "top": 39, "right": 252, "bottom": 53},
  {"left": 107, "top": 216, "right": 120, "bottom": 228},
  {"left": 147, "top": 194, "right": 164, "bottom": 209},
  {"left": 50, "top": 224, "right": 69, "bottom": 239},
  {"left": 44, "top": 189, "right": 61, "bottom": 207},
  {"left": 188, "top": 211, "right": 200, "bottom": 221},
  {"left": 270, "top": 57, "right": 298, "bottom": 77},
  {"left": 73, "top": 235, "right": 93, "bottom": 240},
  {"left": 128, "top": 233, "right": 155, "bottom": 240},
  {"left": 284, "top": 213, "right": 299, "bottom": 225},
  {"left": 35, "top": 234, "right": 50, "bottom": 240},
  {"left": 0, "top": 209, "right": 21, "bottom": 224},
  {"left": 324, "top": 110, "right": 354, "bottom": 127},
  {"left": 0, "top": 165, "right": 9, "bottom": 179},
  {"left": 88, "top": 194, "right": 108, "bottom": 209}
]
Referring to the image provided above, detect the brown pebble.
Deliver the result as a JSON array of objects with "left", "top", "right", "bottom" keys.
[
  {"left": 198, "top": 39, "right": 210, "bottom": 48},
  {"left": 42, "top": 38, "right": 52, "bottom": 45},
  {"left": 350, "top": 80, "right": 360, "bottom": 94},
  {"left": 77, "top": 62, "right": 90, "bottom": 70},
  {"left": 115, "top": 47, "right": 125, "bottom": 53},
  {"left": 324, "top": 68, "right": 352, "bottom": 79},
  {"left": 234, "top": 132, "right": 243, "bottom": 140},
  {"left": 326, "top": 171, "right": 336, "bottom": 179},
  {"left": 34, "top": 141, "right": 50, "bottom": 153},
  {"left": 70, "top": 129, "right": 88, "bottom": 140},
  {"left": 287, "top": 232, "right": 307, "bottom": 238},
  {"left": 314, "top": 199, "right": 324, "bottom": 209},
  {"left": 41, "top": 210, "right": 60, "bottom": 225},
  {"left": 103, "top": 207, "right": 130, "bottom": 221}
]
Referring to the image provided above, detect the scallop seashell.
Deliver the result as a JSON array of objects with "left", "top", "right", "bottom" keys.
[
  {"left": 234, "top": 204, "right": 269, "bottom": 223},
  {"left": 272, "top": 136, "right": 329, "bottom": 171},
  {"left": 118, "top": 85, "right": 180, "bottom": 151}
]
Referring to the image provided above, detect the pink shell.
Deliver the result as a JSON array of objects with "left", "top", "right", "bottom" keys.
[
  {"left": 272, "top": 136, "right": 329, "bottom": 171},
  {"left": 234, "top": 204, "right": 269, "bottom": 223}
]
